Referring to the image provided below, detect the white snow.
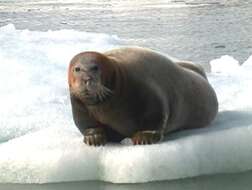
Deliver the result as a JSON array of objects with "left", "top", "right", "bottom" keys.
[
  {"left": 0, "top": 24, "right": 120, "bottom": 142},
  {"left": 0, "top": 24, "right": 252, "bottom": 184},
  {"left": 210, "top": 55, "right": 240, "bottom": 74}
]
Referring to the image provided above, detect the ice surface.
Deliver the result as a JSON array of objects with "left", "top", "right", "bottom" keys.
[
  {"left": 0, "top": 24, "right": 252, "bottom": 184},
  {"left": 0, "top": 24, "right": 120, "bottom": 142}
]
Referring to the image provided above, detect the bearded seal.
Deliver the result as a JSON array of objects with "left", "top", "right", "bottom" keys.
[{"left": 68, "top": 47, "right": 218, "bottom": 146}]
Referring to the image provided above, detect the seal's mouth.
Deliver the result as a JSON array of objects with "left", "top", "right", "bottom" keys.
[
  {"left": 71, "top": 63, "right": 113, "bottom": 105},
  {"left": 81, "top": 81, "right": 113, "bottom": 105}
]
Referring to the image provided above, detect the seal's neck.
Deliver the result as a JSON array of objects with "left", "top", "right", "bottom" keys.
[{"left": 100, "top": 56, "right": 127, "bottom": 97}]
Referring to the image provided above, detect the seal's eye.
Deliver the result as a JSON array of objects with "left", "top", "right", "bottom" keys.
[
  {"left": 90, "top": 65, "right": 99, "bottom": 72},
  {"left": 74, "top": 67, "right": 81, "bottom": 72}
]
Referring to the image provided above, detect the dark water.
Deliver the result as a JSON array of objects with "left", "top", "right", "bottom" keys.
[
  {"left": 1, "top": 170, "right": 252, "bottom": 190},
  {"left": 0, "top": 0, "right": 252, "bottom": 64}
]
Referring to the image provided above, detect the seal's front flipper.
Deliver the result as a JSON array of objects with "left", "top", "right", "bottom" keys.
[
  {"left": 83, "top": 128, "right": 107, "bottom": 146},
  {"left": 131, "top": 130, "right": 161, "bottom": 145}
]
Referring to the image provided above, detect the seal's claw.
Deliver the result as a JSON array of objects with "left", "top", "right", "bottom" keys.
[
  {"left": 83, "top": 128, "right": 107, "bottom": 146},
  {"left": 132, "top": 130, "right": 161, "bottom": 145}
]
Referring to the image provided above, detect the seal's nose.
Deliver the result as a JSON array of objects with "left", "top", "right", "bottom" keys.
[
  {"left": 83, "top": 76, "right": 93, "bottom": 86},
  {"left": 85, "top": 78, "right": 91, "bottom": 85}
]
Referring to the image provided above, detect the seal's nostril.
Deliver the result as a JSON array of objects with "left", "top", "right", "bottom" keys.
[{"left": 74, "top": 67, "right": 81, "bottom": 72}]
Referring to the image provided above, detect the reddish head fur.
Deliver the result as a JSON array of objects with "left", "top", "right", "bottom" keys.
[{"left": 68, "top": 51, "right": 115, "bottom": 89}]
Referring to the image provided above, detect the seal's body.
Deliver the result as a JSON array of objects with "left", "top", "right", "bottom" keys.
[{"left": 68, "top": 47, "right": 218, "bottom": 145}]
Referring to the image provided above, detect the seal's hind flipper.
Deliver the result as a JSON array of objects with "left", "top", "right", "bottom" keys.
[
  {"left": 177, "top": 61, "right": 207, "bottom": 80},
  {"left": 131, "top": 130, "right": 161, "bottom": 145}
]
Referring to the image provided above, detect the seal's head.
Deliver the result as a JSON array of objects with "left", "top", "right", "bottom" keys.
[{"left": 68, "top": 52, "right": 113, "bottom": 105}]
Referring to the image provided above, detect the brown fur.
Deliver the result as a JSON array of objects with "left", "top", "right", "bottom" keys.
[{"left": 68, "top": 47, "right": 218, "bottom": 144}]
